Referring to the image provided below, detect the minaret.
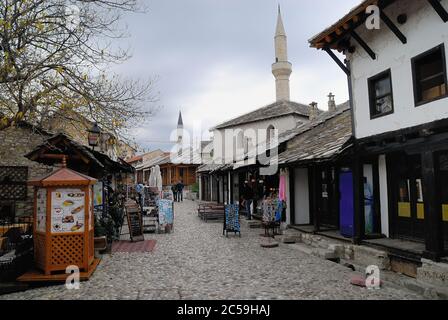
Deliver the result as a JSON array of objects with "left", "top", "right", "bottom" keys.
[
  {"left": 272, "top": 5, "right": 292, "bottom": 102},
  {"left": 177, "top": 111, "right": 184, "bottom": 144}
]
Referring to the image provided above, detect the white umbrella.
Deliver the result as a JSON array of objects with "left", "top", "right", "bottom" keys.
[
  {"left": 154, "top": 165, "right": 163, "bottom": 192},
  {"left": 148, "top": 167, "right": 156, "bottom": 187}
]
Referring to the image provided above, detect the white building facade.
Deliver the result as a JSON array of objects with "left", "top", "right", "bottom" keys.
[{"left": 310, "top": 0, "right": 448, "bottom": 261}]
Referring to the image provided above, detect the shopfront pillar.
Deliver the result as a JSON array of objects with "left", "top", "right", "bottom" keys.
[
  {"left": 353, "top": 155, "right": 365, "bottom": 244},
  {"left": 421, "top": 150, "right": 444, "bottom": 261}
]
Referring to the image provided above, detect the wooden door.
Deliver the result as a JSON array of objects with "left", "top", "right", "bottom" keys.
[
  {"left": 437, "top": 152, "right": 448, "bottom": 247},
  {"left": 393, "top": 154, "right": 425, "bottom": 241}
]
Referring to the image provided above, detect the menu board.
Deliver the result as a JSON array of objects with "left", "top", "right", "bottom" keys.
[
  {"left": 224, "top": 204, "right": 240, "bottom": 233},
  {"left": 51, "top": 188, "right": 85, "bottom": 234},
  {"left": 126, "top": 206, "right": 144, "bottom": 242},
  {"left": 36, "top": 188, "right": 47, "bottom": 233}
]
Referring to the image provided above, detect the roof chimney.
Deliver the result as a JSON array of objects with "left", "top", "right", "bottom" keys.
[
  {"left": 309, "top": 102, "right": 318, "bottom": 121},
  {"left": 328, "top": 92, "right": 336, "bottom": 112}
]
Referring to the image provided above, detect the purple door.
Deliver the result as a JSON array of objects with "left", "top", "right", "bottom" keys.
[{"left": 339, "top": 171, "right": 354, "bottom": 238}]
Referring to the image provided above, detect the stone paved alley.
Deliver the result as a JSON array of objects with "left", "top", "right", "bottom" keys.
[{"left": 1, "top": 201, "right": 425, "bottom": 300}]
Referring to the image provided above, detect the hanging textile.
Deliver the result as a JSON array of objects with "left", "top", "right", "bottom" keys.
[
  {"left": 262, "top": 199, "right": 283, "bottom": 223},
  {"left": 279, "top": 174, "right": 287, "bottom": 201}
]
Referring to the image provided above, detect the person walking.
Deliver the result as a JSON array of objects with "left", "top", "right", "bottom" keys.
[
  {"left": 135, "top": 182, "right": 144, "bottom": 211},
  {"left": 176, "top": 180, "right": 185, "bottom": 202},
  {"left": 171, "top": 184, "right": 178, "bottom": 202},
  {"left": 242, "top": 181, "right": 254, "bottom": 220}
]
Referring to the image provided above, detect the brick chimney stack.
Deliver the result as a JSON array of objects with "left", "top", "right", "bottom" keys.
[{"left": 328, "top": 92, "right": 336, "bottom": 112}]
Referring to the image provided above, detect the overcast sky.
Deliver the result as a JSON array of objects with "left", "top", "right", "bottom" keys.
[{"left": 112, "top": 0, "right": 360, "bottom": 152}]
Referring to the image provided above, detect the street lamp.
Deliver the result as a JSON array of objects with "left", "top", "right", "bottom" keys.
[{"left": 88, "top": 122, "right": 101, "bottom": 151}]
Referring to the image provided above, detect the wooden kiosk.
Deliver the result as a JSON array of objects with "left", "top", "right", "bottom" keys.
[{"left": 25, "top": 158, "right": 98, "bottom": 279}]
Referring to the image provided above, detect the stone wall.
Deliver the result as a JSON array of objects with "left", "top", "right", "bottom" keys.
[{"left": 0, "top": 125, "right": 53, "bottom": 218}]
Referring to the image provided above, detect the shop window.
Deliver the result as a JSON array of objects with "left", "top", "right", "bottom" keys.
[
  {"left": 398, "top": 179, "right": 411, "bottom": 218},
  {"left": 412, "top": 44, "right": 448, "bottom": 106},
  {"left": 439, "top": 153, "right": 448, "bottom": 222},
  {"left": 368, "top": 69, "right": 394, "bottom": 118}
]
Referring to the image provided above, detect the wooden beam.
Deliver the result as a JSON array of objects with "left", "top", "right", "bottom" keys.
[
  {"left": 421, "top": 150, "right": 444, "bottom": 261},
  {"left": 428, "top": 0, "right": 448, "bottom": 22},
  {"left": 351, "top": 31, "right": 376, "bottom": 60},
  {"left": 324, "top": 47, "right": 350, "bottom": 76},
  {"left": 380, "top": 11, "right": 407, "bottom": 44},
  {"left": 352, "top": 153, "right": 365, "bottom": 244},
  {"left": 41, "top": 154, "right": 82, "bottom": 161},
  {"left": 289, "top": 168, "right": 295, "bottom": 225}
]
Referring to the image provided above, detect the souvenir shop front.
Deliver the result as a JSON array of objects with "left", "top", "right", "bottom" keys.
[{"left": 356, "top": 120, "right": 448, "bottom": 260}]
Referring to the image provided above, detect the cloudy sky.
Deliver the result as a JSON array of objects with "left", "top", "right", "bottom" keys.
[{"left": 112, "top": 0, "right": 360, "bottom": 152}]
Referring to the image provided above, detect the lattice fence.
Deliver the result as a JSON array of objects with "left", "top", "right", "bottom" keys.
[
  {"left": 0, "top": 166, "right": 28, "bottom": 200},
  {"left": 50, "top": 234, "right": 84, "bottom": 267}
]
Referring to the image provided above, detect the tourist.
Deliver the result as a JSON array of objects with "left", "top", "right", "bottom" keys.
[
  {"left": 171, "top": 184, "right": 178, "bottom": 202},
  {"left": 176, "top": 180, "right": 185, "bottom": 202},
  {"left": 135, "top": 182, "right": 144, "bottom": 210}
]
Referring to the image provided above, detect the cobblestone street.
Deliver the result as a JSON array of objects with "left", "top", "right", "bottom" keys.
[{"left": 1, "top": 201, "right": 425, "bottom": 300}]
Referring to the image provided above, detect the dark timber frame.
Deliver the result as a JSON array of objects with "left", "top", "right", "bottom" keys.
[
  {"left": 351, "top": 31, "right": 376, "bottom": 60},
  {"left": 428, "top": 0, "right": 448, "bottom": 23},
  {"left": 380, "top": 10, "right": 407, "bottom": 44},
  {"left": 324, "top": 48, "right": 350, "bottom": 76}
]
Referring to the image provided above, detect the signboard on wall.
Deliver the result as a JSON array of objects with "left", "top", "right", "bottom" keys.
[
  {"left": 51, "top": 189, "right": 85, "bottom": 234},
  {"left": 93, "top": 182, "right": 104, "bottom": 208}
]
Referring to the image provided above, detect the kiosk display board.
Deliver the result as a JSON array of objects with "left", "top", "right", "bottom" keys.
[
  {"left": 51, "top": 189, "right": 85, "bottom": 233},
  {"left": 36, "top": 188, "right": 47, "bottom": 233}
]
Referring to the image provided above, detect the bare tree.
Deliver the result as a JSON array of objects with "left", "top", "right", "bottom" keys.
[{"left": 0, "top": 0, "right": 158, "bottom": 140}]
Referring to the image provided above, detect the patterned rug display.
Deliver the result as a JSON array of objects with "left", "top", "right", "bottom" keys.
[{"left": 112, "top": 240, "right": 157, "bottom": 253}]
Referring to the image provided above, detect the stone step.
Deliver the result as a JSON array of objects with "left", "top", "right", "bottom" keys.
[
  {"left": 287, "top": 243, "right": 314, "bottom": 255},
  {"left": 287, "top": 242, "right": 338, "bottom": 260},
  {"left": 245, "top": 220, "right": 262, "bottom": 229}
]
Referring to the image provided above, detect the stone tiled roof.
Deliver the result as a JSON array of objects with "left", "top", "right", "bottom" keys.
[
  {"left": 278, "top": 103, "right": 353, "bottom": 165},
  {"left": 278, "top": 101, "right": 350, "bottom": 145},
  {"left": 212, "top": 100, "right": 318, "bottom": 130}
]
